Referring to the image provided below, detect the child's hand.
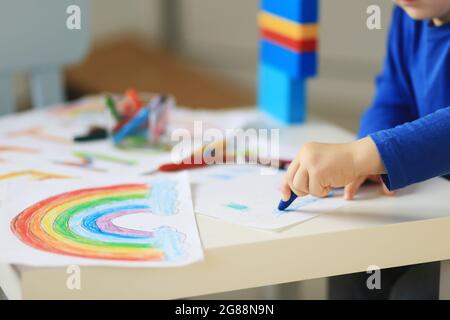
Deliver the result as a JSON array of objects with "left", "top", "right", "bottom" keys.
[
  {"left": 281, "top": 137, "right": 386, "bottom": 200},
  {"left": 344, "top": 175, "right": 394, "bottom": 200}
]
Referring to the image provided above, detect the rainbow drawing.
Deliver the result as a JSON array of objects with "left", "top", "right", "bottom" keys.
[
  {"left": 0, "top": 145, "right": 39, "bottom": 165},
  {"left": 73, "top": 151, "right": 138, "bottom": 166},
  {"left": 8, "top": 127, "right": 71, "bottom": 144},
  {"left": 11, "top": 182, "right": 185, "bottom": 261},
  {"left": 0, "top": 170, "right": 70, "bottom": 181},
  {"left": 0, "top": 145, "right": 38, "bottom": 154},
  {"left": 53, "top": 159, "right": 108, "bottom": 173}
]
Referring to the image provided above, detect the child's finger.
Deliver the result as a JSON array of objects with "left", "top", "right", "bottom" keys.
[
  {"left": 291, "top": 168, "right": 309, "bottom": 196},
  {"left": 283, "top": 161, "right": 300, "bottom": 196},
  {"left": 285, "top": 161, "right": 300, "bottom": 185},
  {"left": 381, "top": 183, "right": 395, "bottom": 196},
  {"left": 309, "top": 175, "right": 328, "bottom": 197},
  {"left": 280, "top": 180, "right": 292, "bottom": 201},
  {"left": 281, "top": 161, "right": 301, "bottom": 200},
  {"left": 344, "top": 176, "right": 367, "bottom": 200},
  {"left": 368, "top": 175, "right": 381, "bottom": 183},
  {"left": 372, "top": 175, "right": 395, "bottom": 196}
]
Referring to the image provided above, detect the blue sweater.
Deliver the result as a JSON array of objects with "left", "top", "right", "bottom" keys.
[{"left": 358, "top": 6, "right": 450, "bottom": 190}]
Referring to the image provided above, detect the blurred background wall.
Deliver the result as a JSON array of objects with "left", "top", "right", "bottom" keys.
[
  {"left": 15, "top": 0, "right": 394, "bottom": 132},
  {"left": 176, "top": 0, "right": 394, "bottom": 131},
  {"left": 89, "top": 0, "right": 161, "bottom": 42}
]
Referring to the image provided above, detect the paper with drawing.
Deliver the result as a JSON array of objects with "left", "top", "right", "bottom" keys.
[
  {"left": 192, "top": 164, "right": 347, "bottom": 230},
  {"left": 0, "top": 172, "right": 203, "bottom": 267}
]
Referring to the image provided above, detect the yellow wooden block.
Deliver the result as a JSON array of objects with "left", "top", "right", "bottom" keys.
[{"left": 258, "top": 11, "right": 318, "bottom": 41}]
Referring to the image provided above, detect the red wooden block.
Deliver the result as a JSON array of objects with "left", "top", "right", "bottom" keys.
[{"left": 261, "top": 29, "right": 317, "bottom": 53}]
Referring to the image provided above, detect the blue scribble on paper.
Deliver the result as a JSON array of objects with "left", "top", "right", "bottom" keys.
[
  {"left": 149, "top": 180, "right": 178, "bottom": 215},
  {"left": 152, "top": 226, "right": 186, "bottom": 261},
  {"left": 224, "top": 202, "right": 249, "bottom": 212},
  {"left": 275, "top": 190, "right": 337, "bottom": 216},
  {"left": 208, "top": 174, "right": 233, "bottom": 180}
]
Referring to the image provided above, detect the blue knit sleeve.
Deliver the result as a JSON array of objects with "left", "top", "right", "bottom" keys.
[
  {"left": 358, "top": 7, "right": 416, "bottom": 139},
  {"left": 370, "top": 107, "right": 450, "bottom": 190}
]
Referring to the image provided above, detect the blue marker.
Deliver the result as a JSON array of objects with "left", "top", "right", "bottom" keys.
[
  {"left": 113, "top": 106, "right": 150, "bottom": 144},
  {"left": 278, "top": 191, "right": 297, "bottom": 211},
  {"left": 113, "top": 96, "right": 162, "bottom": 144}
]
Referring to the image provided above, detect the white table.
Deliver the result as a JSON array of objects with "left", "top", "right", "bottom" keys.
[{"left": 1, "top": 115, "right": 450, "bottom": 299}]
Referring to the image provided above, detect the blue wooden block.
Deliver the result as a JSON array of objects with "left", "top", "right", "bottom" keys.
[
  {"left": 260, "top": 40, "right": 317, "bottom": 79},
  {"left": 261, "top": 0, "right": 319, "bottom": 23},
  {"left": 258, "top": 63, "right": 306, "bottom": 124}
]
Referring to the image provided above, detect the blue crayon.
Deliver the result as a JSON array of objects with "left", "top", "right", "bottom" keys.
[
  {"left": 278, "top": 191, "right": 298, "bottom": 211},
  {"left": 113, "top": 96, "right": 162, "bottom": 144},
  {"left": 113, "top": 106, "right": 150, "bottom": 144}
]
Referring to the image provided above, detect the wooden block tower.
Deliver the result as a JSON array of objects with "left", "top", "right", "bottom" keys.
[{"left": 258, "top": 0, "right": 319, "bottom": 124}]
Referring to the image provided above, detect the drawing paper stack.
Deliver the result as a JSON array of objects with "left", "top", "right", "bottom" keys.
[
  {"left": 0, "top": 98, "right": 347, "bottom": 268},
  {"left": 0, "top": 98, "right": 205, "bottom": 268}
]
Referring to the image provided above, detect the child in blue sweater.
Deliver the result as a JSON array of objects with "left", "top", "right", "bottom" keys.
[
  {"left": 281, "top": 1, "right": 450, "bottom": 299},
  {"left": 282, "top": 1, "right": 450, "bottom": 202}
]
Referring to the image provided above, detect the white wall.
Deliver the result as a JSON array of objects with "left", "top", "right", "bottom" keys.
[
  {"left": 174, "top": 0, "right": 394, "bottom": 130},
  {"left": 13, "top": 0, "right": 163, "bottom": 109},
  {"left": 90, "top": 0, "right": 161, "bottom": 43},
  {"left": 312, "top": 0, "right": 394, "bottom": 130},
  {"left": 177, "top": 0, "right": 260, "bottom": 87},
  {"left": 11, "top": 0, "right": 394, "bottom": 128},
  {"left": 88, "top": 0, "right": 395, "bottom": 130}
]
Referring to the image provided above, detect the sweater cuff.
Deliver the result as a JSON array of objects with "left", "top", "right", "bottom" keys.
[{"left": 369, "top": 130, "right": 409, "bottom": 190}]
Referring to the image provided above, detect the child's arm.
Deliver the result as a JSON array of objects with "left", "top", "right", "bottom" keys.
[
  {"left": 343, "top": 7, "right": 416, "bottom": 199},
  {"left": 282, "top": 7, "right": 416, "bottom": 200},
  {"left": 358, "top": 6, "right": 416, "bottom": 139},
  {"left": 281, "top": 107, "right": 450, "bottom": 200},
  {"left": 369, "top": 106, "right": 450, "bottom": 190}
]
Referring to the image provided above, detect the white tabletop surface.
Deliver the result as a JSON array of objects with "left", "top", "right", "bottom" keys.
[{"left": 1, "top": 115, "right": 450, "bottom": 299}]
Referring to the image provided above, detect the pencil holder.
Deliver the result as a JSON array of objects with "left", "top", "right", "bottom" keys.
[{"left": 105, "top": 89, "right": 175, "bottom": 150}]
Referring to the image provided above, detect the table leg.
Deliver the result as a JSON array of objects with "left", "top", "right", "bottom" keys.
[
  {"left": 0, "top": 287, "right": 7, "bottom": 300},
  {"left": 439, "top": 260, "right": 450, "bottom": 299},
  {"left": 0, "top": 264, "right": 21, "bottom": 300}
]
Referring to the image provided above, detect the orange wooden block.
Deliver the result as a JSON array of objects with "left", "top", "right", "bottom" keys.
[{"left": 258, "top": 11, "right": 318, "bottom": 41}]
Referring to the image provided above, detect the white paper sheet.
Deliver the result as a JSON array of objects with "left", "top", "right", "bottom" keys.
[
  {"left": 192, "top": 164, "right": 348, "bottom": 230},
  {"left": 0, "top": 99, "right": 329, "bottom": 260},
  {"left": 0, "top": 172, "right": 204, "bottom": 267}
]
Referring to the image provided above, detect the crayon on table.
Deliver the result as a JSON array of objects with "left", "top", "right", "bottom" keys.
[
  {"left": 74, "top": 127, "right": 108, "bottom": 142},
  {"left": 125, "top": 88, "right": 142, "bottom": 111},
  {"left": 142, "top": 155, "right": 209, "bottom": 175},
  {"left": 105, "top": 96, "right": 121, "bottom": 121},
  {"left": 113, "top": 96, "right": 162, "bottom": 144}
]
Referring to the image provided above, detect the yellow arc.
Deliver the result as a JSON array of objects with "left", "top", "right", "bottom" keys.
[{"left": 258, "top": 11, "right": 319, "bottom": 41}]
